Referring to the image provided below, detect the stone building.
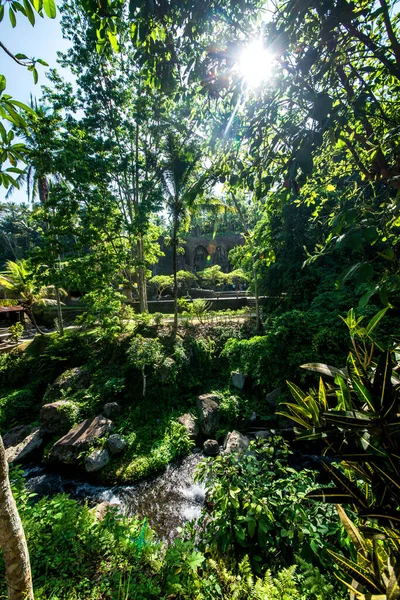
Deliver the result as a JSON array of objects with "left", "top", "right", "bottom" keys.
[{"left": 153, "top": 234, "right": 244, "bottom": 275}]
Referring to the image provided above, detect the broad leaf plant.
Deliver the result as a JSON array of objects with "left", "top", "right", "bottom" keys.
[{"left": 278, "top": 308, "right": 400, "bottom": 599}]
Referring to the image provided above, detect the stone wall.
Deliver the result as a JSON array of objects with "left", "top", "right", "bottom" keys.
[{"left": 153, "top": 233, "right": 244, "bottom": 276}]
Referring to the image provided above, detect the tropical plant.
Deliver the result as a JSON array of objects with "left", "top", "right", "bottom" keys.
[
  {"left": 127, "top": 335, "right": 165, "bottom": 397},
  {"left": 0, "top": 259, "right": 63, "bottom": 334},
  {"left": 149, "top": 274, "right": 173, "bottom": 300},
  {"left": 278, "top": 308, "right": 400, "bottom": 599},
  {"left": 195, "top": 436, "right": 342, "bottom": 570},
  {"left": 176, "top": 270, "right": 198, "bottom": 296},
  {"left": 198, "top": 265, "right": 228, "bottom": 291}
]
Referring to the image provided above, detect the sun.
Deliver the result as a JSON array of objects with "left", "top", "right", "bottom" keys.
[{"left": 238, "top": 40, "right": 274, "bottom": 89}]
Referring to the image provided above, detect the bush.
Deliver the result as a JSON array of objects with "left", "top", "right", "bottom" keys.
[
  {"left": 195, "top": 437, "right": 343, "bottom": 570},
  {"left": 221, "top": 309, "right": 351, "bottom": 395}
]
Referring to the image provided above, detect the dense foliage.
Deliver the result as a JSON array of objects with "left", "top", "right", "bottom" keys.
[{"left": 1, "top": 0, "right": 399, "bottom": 598}]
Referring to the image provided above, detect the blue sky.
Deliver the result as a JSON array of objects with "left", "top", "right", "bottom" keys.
[{"left": 1, "top": 8, "right": 72, "bottom": 203}]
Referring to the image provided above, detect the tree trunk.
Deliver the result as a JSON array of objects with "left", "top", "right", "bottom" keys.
[
  {"left": 0, "top": 436, "right": 34, "bottom": 600},
  {"left": 137, "top": 236, "right": 148, "bottom": 314},
  {"left": 142, "top": 367, "right": 147, "bottom": 398},
  {"left": 55, "top": 288, "right": 64, "bottom": 336},
  {"left": 38, "top": 176, "right": 49, "bottom": 205},
  {"left": 172, "top": 228, "right": 178, "bottom": 334},
  {"left": 251, "top": 255, "right": 261, "bottom": 332},
  {"left": 26, "top": 308, "right": 45, "bottom": 335}
]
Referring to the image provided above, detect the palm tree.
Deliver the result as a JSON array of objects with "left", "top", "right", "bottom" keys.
[
  {"left": 5, "top": 103, "right": 66, "bottom": 334},
  {"left": 159, "top": 132, "right": 215, "bottom": 331},
  {"left": 0, "top": 259, "right": 63, "bottom": 334},
  {"left": 6, "top": 100, "right": 61, "bottom": 205}
]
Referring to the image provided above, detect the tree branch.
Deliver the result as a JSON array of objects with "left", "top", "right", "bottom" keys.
[
  {"left": 345, "top": 22, "right": 400, "bottom": 80},
  {"left": 0, "top": 41, "right": 33, "bottom": 67},
  {"left": 378, "top": 0, "right": 400, "bottom": 66}
]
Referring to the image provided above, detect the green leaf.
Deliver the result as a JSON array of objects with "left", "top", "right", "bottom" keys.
[
  {"left": 335, "top": 375, "right": 351, "bottom": 410},
  {"left": 23, "top": 0, "right": 35, "bottom": 24},
  {"left": 32, "top": 68, "right": 38, "bottom": 84},
  {"left": 42, "top": 0, "right": 56, "bottom": 18},
  {"left": 301, "top": 363, "right": 348, "bottom": 379},
  {"left": 107, "top": 31, "right": 119, "bottom": 52},
  {"left": 9, "top": 99, "right": 35, "bottom": 114},
  {"left": 0, "top": 75, "right": 6, "bottom": 94},
  {"left": 373, "top": 464, "right": 400, "bottom": 497},
  {"left": 286, "top": 381, "right": 309, "bottom": 406},
  {"left": 36, "top": 58, "right": 48, "bottom": 66},
  {"left": 323, "top": 463, "right": 368, "bottom": 508},
  {"left": 276, "top": 409, "right": 310, "bottom": 429},
  {"left": 9, "top": 7, "right": 17, "bottom": 27},
  {"left": 187, "top": 552, "right": 204, "bottom": 573},
  {"left": 359, "top": 509, "right": 400, "bottom": 528},
  {"left": 327, "top": 549, "right": 384, "bottom": 594},
  {"left": 366, "top": 308, "right": 388, "bottom": 336},
  {"left": 372, "top": 351, "right": 393, "bottom": 414},
  {"left": 318, "top": 377, "right": 327, "bottom": 410},
  {"left": 247, "top": 519, "right": 256, "bottom": 538},
  {"left": 352, "top": 376, "right": 375, "bottom": 411},
  {"left": 0, "top": 4, "right": 4, "bottom": 21},
  {"left": 323, "top": 410, "right": 377, "bottom": 428}
]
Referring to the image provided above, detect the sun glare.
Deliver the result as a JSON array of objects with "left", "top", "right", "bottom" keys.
[{"left": 238, "top": 40, "right": 274, "bottom": 89}]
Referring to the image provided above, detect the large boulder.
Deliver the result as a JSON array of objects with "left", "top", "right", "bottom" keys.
[
  {"left": 177, "top": 413, "right": 199, "bottom": 443},
  {"left": 223, "top": 430, "right": 250, "bottom": 455},
  {"left": 107, "top": 434, "right": 127, "bottom": 455},
  {"left": 231, "top": 371, "right": 246, "bottom": 391},
  {"left": 196, "top": 393, "right": 220, "bottom": 437},
  {"left": 203, "top": 439, "right": 219, "bottom": 457},
  {"left": 85, "top": 448, "right": 110, "bottom": 473},
  {"left": 50, "top": 416, "right": 112, "bottom": 465},
  {"left": 265, "top": 387, "right": 282, "bottom": 408},
  {"left": 2, "top": 424, "right": 35, "bottom": 449},
  {"left": 40, "top": 401, "right": 78, "bottom": 436},
  {"left": 103, "top": 402, "right": 121, "bottom": 419},
  {"left": 43, "top": 367, "right": 90, "bottom": 403},
  {"left": 5, "top": 428, "right": 43, "bottom": 464}
]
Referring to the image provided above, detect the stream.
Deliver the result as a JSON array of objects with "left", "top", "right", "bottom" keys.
[{"left": 23, "top": 452, "right": 206, "bottom": 543}]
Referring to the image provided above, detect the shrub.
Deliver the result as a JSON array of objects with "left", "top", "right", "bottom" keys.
[
  {"left": 195, "top": 437, "right": 342, "bottom": 570},
  {"left": 8, "top": 321, "right": 24, "bottom": 343}
]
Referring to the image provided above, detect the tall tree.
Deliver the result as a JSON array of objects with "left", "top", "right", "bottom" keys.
[
  {"left": 46, "top": 2, "right": 167, "bottom": 310},
  {"left": 159, "top": 130, "right": 214, "bottom": 330}
]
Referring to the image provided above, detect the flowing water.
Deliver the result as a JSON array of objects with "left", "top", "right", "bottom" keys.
[{"left": 23, "top": 452, "right": 206, "bottom": 542}]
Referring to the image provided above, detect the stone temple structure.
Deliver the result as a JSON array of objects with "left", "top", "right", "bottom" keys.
[{"left": 153, "top": 234, "right": 244, "bottom": 275}]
